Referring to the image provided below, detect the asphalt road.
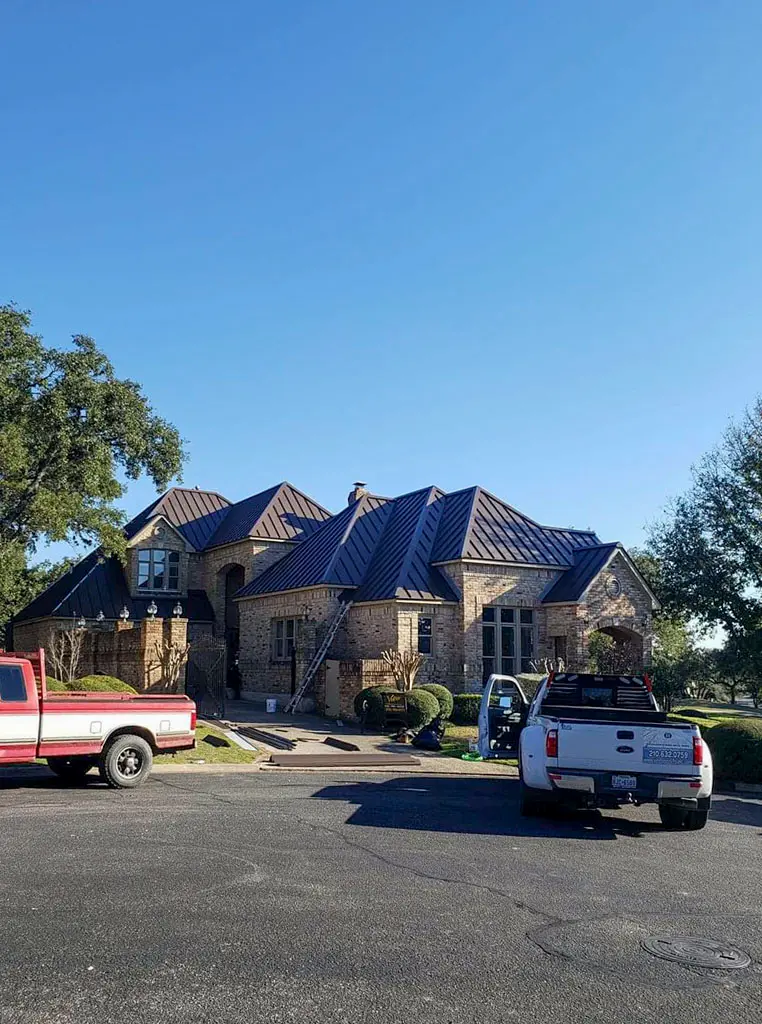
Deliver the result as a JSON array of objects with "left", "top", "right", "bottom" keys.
[{"left": 2, "top": 769, "right": 761, "bottom": 1024}]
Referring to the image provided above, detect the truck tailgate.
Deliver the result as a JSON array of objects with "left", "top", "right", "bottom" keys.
[{"left": 557, "top": 720, "right": 697, "bottom": 775}]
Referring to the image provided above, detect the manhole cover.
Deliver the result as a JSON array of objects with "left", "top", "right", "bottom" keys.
[{"left": 641, "top": 936, "right": 751, "bottom": 970}]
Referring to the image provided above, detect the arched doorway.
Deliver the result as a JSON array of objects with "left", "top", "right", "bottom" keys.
[
  {"left": 218, "top": 563, "right": 245, "bottom": 665},
  {"left": 592, "top": 624, "right": 644, "bottom": 673}
]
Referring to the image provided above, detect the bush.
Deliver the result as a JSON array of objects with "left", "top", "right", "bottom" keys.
[
  {"left": 452, "top": 693, "right": 482, "bottom": 725},
  {"left": 405, "top": 688, "right": 439, "bottom": 730},
  {"left": 70, "top": 675, "right": 138, "bottom": 694},
  {"left": 516, "top": 674, "right": 544, "bottom": 701},
  {"left": 46, "top": 677, "right": 66, "bottom": 691},
  {"left": 706, "top": 719, "right": 762, "bottom": 784},
  {"left": 352, "top": 686, "right": 398, "bottom": 728},
  {"left": 416, "top": 683, "right": 454, "bottom": 720}
]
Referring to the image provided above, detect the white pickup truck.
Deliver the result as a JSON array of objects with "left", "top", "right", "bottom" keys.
[
  {"left": 518, "top": 672, "right": 713, "bottom": 830},
  {"left": 0, "top": 649, "right": 196, "bottom": 788}
]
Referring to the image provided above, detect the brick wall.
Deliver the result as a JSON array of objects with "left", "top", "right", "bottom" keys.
[
  {"left": 200, "top": 539, "right": 296, "bottom": 635},
  {"left": 237, "top": 586, "right": 345, "bottom": 695},
  {"left": 126, "top": 522, "right": 189, "bottom": 597}
]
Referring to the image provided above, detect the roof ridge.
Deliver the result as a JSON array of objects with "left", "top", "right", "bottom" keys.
[
  {"left": 393, "top": 487, "right": 440, "bottom": 594},
  {"left": 322, "top": 495, "right": 389, "bottom": 581},
  {"left": 158, "top": 486, "right": 231, "bottom": 502},
  {"left": 48, "top": 551, "right": 103, "bottom": 617},
  {"left": 460, "top": 486, "right": 481, "bottom": 558},
  {"left": 277, "top": 481, "right": 332, "bottom": 518}
]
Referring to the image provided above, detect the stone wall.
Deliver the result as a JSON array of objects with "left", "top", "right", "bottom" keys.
[
  {"left": 396, "top": 603, "right": 462, "bottom": 686},
  {"left": 11, "top": 617, "right": 189, "bottom": 692},
  {"left": 584, "top": 552, "right": 654, "bottom": 666}
]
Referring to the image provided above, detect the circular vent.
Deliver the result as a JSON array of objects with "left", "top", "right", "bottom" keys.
[{"left": 606, "top": 576, "right": 622, "bottom": 599}]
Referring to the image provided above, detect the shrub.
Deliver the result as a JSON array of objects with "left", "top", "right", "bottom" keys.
[
  {"left": 352, "top": 686, "right": 398, "bottom": 728},
  {"left": 46, "top": 677, "right": 66, "bottom": 691},
  {"left": 452, "top": 693, "right": 482, "bottom": 725},
  {"left": 516, "top": 673, "right": 544, "bottom": 701},
  {"left": 416, "top": 683, "right": 454, "bottom": 721},
  {"left": 70, "top": 675, "right": 138, "bottom": 694},
  {"left": 706, "top": 719, "right": 762, "bottom": 784},
  {"left": 405, "top": 688, "right": 439, "bottom": 730}
]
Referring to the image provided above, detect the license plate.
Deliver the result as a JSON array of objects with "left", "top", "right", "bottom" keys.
[{"left": 611, "top": 774, "right": 637, "bottom": 790}]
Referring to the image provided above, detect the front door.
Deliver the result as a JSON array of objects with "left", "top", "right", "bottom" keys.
[{"left": 324, "top": 659, "right": 340, "bottom": 718}]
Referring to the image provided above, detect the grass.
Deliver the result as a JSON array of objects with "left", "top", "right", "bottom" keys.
[
  {"left": 154, "top": 723, "right": 260, "bottom": 765},
  {"left": 439, "top": 723, "right": 518, "bottom": 766}
]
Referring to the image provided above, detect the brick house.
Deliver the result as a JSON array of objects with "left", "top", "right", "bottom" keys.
[{"left": 11, "top": 480, "right": 658, "bottom": 714}]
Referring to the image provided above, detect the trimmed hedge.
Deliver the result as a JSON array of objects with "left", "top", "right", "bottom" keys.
[
  {"left": 405, "top": 689, "right": 439, "bottom": 730},
  {"left": 706, "top": 719, "right": 762, "bottom": 784},
  {"left": 452, "top": 693, "right": 482, "bottom": 725},
  {"left": 46, "top": 677, "right": 66, "bottom": 691},
  {"left": 353, "top": 686, "right": 398, "bottom": 728},
  {"left": 70, "top": 675, "right": 138, "bottom": 694},
  {"left": 416, "top": 683, "right": 454, "bottom": 721}
]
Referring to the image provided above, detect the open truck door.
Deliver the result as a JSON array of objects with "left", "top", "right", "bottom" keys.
[{"left": 478, "top": 674, "right": 530, "bottom": 759}]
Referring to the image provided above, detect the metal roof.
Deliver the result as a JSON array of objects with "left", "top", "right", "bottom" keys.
[
  {"left": 541, "top": 543, "right": 620, "bottom": 603},
  {"left": 12, "top": 551, "right": 214, "bottom": 624},
  {"left": 204, "top": 482, "right": 331, "bottom": 549},
  {"left": 353, "top": 487, "right": 460, "bottom": 602},
  {"left": 431, "top": 486, "right": 600, "bottom": 567},
  {"left": 237, "top": 495, "right": 392, "bottom": 597},
  {"left": 124, "top": 487, "right": 231, "bottom": 550}
]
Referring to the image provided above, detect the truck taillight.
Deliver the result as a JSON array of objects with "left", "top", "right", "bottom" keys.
[
  {"left": 190, "top": 709, "right": 197, "bottom": 731},
  {"left": 693, "top": 736, "right": 703, "bottom": 766},
  {"left": 546, "top": 729, "right": 558, "bottom": 759}
]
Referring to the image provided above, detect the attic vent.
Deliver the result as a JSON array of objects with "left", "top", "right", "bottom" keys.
[{"left": 348, "top": 481, "right": 368, "bottom": 505}]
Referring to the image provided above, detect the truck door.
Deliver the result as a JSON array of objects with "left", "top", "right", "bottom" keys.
[
  {"left": 478, "top": 675, "right": 529, "bottom": 758},
  {"left": 0, "top": 659, "right": 40, "bottom": 763}
]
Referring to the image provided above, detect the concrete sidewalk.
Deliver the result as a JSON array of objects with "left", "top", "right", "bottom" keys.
[{"left": 217, "top": 700, "right": 518, "bottom": 776}]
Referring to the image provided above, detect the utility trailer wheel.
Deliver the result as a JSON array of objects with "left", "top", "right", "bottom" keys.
[
  {"left": 100, "top": 734, "right": 153, "bottom": 789},
  {"left": 47, "top": 757, "right": 96, "bottom": 783}
]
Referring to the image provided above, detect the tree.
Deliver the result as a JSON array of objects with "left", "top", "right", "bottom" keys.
[
  {"left": 0, "top": 305, "right": 185, "bottom": 558},
  {"left": 380, "top": 649, "right": 424, "bottom": 691},
  {"left": 0, "top": 305, "right": 186, "bottom": 634}
]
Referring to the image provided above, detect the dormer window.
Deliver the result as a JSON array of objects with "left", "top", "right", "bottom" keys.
[{"left": 138, "top": 549, "right": 180, "bottom": 591}]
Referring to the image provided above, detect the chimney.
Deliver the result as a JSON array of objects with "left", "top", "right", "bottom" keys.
[{"left": 347, "top": 481, "right": 368, "bottom": 505}]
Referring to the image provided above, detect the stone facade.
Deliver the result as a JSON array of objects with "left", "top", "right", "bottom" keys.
[
  {"left": 126, "top": 519, "right": 190, "bottom": 596},
  {"left": 198, "top": 539, "right": 296, "bottom": 636},
  {"left": 11, "top": 616, "right": 189, "bottom": 692}
]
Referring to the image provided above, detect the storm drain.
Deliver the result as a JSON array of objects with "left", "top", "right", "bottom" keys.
[{"left": 641, "top": 936, "right": 751, "bottom": 970}]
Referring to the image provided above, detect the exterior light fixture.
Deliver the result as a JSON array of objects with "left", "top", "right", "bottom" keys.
[
  {"left": 77, "top": 615, "right": 87, "bottom": 630},
  {"left": 173, "top": 602, "right": 183, "bottom": 618},
  {"left": 119, "top": 606, "right": 130, "bottom": 622},
  {"left": 96, "top": 610, "right": 105, "bottom": 622},
  {"left": 147, "top": 600, "right": 158, "bottom": 619}
]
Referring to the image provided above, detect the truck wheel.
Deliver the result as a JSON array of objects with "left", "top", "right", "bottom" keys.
[
  {"left": 47, "top": 757, "right": 96, "bottom": 782},
  {"left": 659, "top": 804, "right": 688, "bottom": 830},
  {"left": 100, "top": 734, "right": 153, "bottom": 789},
  {"left": 684, "top": 807, "right": 710, "bottom": 831},
  {"left": 520, "top": 783, "right": 547, "bottom": 817}
]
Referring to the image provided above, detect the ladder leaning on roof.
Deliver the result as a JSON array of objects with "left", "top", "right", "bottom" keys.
[{"left": 284, "top": 600, "right": 353, "bottom": 714}]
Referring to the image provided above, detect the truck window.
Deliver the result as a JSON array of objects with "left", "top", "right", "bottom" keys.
[
  {"left": 0, "top": 665, "right": 28, "bottom": 702},
  {"left": 580, "top": 686, "right": 615, "bottom": 707}
]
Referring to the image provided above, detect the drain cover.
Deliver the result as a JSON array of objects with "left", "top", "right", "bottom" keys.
[{"left": 642, "top": 936, "right": 751, "bottom": 970}]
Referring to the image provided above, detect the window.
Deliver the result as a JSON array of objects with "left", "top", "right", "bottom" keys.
[
  {"left": 137, "top": 549, "right": 180, "bottom": 591},
  {"left": 0, "top": 665, "right": 27, "bottom": 702},
  {"left": 481, "top": 607, "right": 535, "bottom": 682},
  {"left": 273, "top": 618, "right": 298, "bottom": 661},
  {"left": 417, "top": 616, "right": 433, "bottom": 655}
]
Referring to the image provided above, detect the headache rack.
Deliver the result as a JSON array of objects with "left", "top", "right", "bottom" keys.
[{"left": 541, "top": 672, "right": 656, "bottom": 714}]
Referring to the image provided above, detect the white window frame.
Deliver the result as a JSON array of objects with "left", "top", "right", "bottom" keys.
[
  {"left": 272, "top": 617, "right": 299, "bottom": 661},
  {"left": 137, "top": 549, "right": 180, "bottom": 591},
  {"left": 481, "top": 606, "right": 535, "bottom": 682},
  {"left": 417, "top": 615, "right": 433, "bottom": 656}
]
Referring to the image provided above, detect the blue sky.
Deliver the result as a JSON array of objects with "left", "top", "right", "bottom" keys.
[{"left": 3, "top": 1, "right": 762, "bottom": 553}]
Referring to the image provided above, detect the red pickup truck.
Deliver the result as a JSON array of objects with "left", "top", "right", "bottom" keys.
[{"left": 0, "top": 649, "right": 196, "bottom": 788}]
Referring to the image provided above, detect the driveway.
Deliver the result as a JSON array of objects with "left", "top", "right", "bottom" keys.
[{"left": 1, "top": 771, "right": 760, "bottom": 1024}]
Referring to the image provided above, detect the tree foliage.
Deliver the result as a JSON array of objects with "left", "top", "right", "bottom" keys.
[
  {"left": 0, "top": 304, "right": 186, "bottom": 635},
  {"left": 0, "top": 305, "right": 185, "bottom": 558}
]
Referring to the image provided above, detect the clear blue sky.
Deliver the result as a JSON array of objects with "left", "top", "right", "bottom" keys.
[{"left": 3, "top": 1, "right": 762, "bottom": 552}]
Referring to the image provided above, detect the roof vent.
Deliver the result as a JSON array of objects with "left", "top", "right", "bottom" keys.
[{"left": 348, "top": 481, "right": 368, "bottom": 505}]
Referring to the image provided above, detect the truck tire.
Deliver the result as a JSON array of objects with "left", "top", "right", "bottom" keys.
[
  {"left": 684, "top": 807, "right": 710, "bottom": 831},
  {"left": 100, "top": 734, "right": 153, "bottom": 789},
  {"left": 520, "top": 782, "right": 548, "bottom": 817},
  {"left": 659, "top": 804, "right": 689, "bottom": 830},
  {"left": 47, "top": 757, "right": 96, "bottom": 783}
]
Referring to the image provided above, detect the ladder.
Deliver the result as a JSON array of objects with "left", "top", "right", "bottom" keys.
[{"left": 285, "top": 600, "right": 353, "bottom": 714}]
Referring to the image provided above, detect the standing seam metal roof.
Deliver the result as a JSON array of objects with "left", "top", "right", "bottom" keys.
[{"left": 541, "top": 543, "right": 621, "bottom": 603}]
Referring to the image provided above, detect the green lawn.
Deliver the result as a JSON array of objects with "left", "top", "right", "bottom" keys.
[
  {"left": 440, "top": 723, "right": 518, "bottom": 766},
  {"left": 154, "top": 723, "right": 260, "bottom": 765}
]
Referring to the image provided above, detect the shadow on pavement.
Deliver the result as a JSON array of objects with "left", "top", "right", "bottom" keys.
[
  {"left": 312, "top": 775, "right": 665, "bottom": 840},
  {"left": 710, "top": 795, "right": 762, "bottom": 828}
]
